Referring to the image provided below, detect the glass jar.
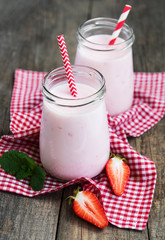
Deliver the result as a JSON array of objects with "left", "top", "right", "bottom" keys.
[
  {"left": 74, "top": 17, "right": 135, "bottom": 117},
  {"left": 40, "top": 65, "right": 110, "bottom": 181}
]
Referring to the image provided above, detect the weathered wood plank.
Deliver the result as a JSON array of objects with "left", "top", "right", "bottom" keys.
[
  {"left": 0, "top": 0, "right": 70, "bottom": 239},
  {"left": 147, "top": 118, "right": 165, "bottom": 240},
  {"left": 0, "top": 190, "right": 62, "bottom": 240},
  {"left": 0, "top": 0, "right": 90, "bottom": 240}
]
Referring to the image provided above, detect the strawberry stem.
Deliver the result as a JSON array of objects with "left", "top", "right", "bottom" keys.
[
  {"left": 110, "top": 153, "right": 129, "bottom": 165},
  {"left": 66, "top": 186, "right": 82, "bottom": 205}
]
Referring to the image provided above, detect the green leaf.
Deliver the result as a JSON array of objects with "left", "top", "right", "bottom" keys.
[
  {"left": 24, "top": 155, "right": 37, "bottom": 169},
  {"left": 0, "top": 150, "right": 36, "bottom": 177},
  {"left": 30, "top": 166, "right": 46, "bottom": 191},
  {"left": 0, "top": 150, "right": 24, "bottom": 175},
  {"left": 15, "top": 161, "right": 33, "bottom": 180},
  {"left": 0, "top": 150, "right": 46, "bottom": 191}
]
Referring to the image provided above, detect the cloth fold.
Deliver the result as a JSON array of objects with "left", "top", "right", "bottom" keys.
[{"left": 0, "top": 69, "right": 165, "bottom": 230}]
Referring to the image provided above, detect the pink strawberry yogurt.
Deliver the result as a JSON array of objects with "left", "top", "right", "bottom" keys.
[
  {"left": 74, "top": 18, "right": 135, "bottom": 116},
  {"left": 40, "top": 66, "right": 110, "bottom": 181}
]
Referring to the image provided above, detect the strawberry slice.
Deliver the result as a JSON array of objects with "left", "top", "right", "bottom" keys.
[
  {"left": 106, "top": 154, "right": 130, "bottom": 196},
  {"left": 69, "top": 188, "right": 108, "bottom": 229}
]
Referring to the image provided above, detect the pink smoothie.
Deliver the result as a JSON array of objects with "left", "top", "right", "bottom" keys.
[
  {"left": 40, "top": 82, "right": 110, "bottom": 180},
  {"left": 74, "top": 34, "right": 134, "bottom": 116}
]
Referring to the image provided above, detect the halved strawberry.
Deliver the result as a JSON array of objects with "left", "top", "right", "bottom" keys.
[
  {"left": 69, "top": 188, "right": 108, "bottom": 229},
  {"left": 106, "top": 154, "right": 130, "bottom": 196}
]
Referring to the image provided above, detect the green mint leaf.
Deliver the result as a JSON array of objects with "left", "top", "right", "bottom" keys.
[
  {"left": 0, "top": 150, "right": 36, "bottom": 178},
  {"left": 15, "top": 161, "right": 33, "bottom": 180},
  {"left": 0, "top": 150, "right": 46, "bottom": 191},
  {"left": 0, "top": 150, "right": 25, "bottom": 175},
  {"left": 30, "top": 166, "right": 46, "bottom": 191},
  {"left": 24, "top": 155, "right": 37, "bottom": 169}
]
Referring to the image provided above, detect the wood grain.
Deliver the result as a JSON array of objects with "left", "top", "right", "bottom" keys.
[{"left": 0, "top": 0, "right": 164, "bottom": 239}]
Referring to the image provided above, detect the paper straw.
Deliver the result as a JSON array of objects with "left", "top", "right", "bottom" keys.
[
  {"left": 57, "top": 35, "right": 78, "bottom": 97},
  {"left": 109, "top": 5, "right": 132, "bottom": 45}
]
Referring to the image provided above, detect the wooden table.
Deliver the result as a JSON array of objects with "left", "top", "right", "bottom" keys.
[{"left": 0, "top": 0, "right": 164, "bottom": 239}]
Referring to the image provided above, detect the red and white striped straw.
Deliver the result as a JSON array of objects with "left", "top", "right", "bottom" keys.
[
  {"left": 109, "top": 5, "right": 132, "bottom": 45},
  {"left": 57, "top": 35, "right": 78, "bottom": 97}
]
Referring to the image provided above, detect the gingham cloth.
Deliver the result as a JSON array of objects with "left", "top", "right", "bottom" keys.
[{"left": 0, "top": 69, "right": 165, "bottom": 230}]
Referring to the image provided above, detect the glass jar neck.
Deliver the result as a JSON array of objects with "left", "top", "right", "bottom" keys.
[
  {"left": 42, "top": 65, "right": 106, "bottom": 107},
  {"left": 77, "top": 17, "right": 135, "bottom": 51}
]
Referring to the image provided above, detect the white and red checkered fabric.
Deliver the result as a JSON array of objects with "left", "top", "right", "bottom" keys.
[{"left": 0, "top": 69, "right": 165, "bottom": 230}]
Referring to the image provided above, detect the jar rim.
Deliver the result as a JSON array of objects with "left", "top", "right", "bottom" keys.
[
  {"left": 42, "top": 65, "right": 106, "bottom": 107},
  {"left": 77, "top": 17, "right": 135, "bottom": 51}
]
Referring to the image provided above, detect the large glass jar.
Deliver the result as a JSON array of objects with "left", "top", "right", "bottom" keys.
[
  {"left": 40, "top": 65, "right": 110, "bottom": 181},
  {"left": 75, "top": 18, "right": 135, "bottom": 117}
]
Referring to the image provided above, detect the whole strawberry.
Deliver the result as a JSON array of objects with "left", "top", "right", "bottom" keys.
[
  {"left": 69, "top": 188, "right": 108, "bottom": 229},
  {"left": 106, "top": 154, "right": 130, "bottom": 196}
]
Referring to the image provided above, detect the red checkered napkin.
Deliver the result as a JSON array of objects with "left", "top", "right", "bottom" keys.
[
  {"left": 109, "top": 72, "right": 165, "bottom": 142},
  {"left": 0, "top": 69, "right": 165, "bottom": 230}
]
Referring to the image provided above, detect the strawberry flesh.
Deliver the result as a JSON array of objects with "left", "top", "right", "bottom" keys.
[
  {"left": 106, "top": 156, "right": 130, "bottom": 196},
  {"left": 73, "top": 190, "right": 108, "bottom": 229}
]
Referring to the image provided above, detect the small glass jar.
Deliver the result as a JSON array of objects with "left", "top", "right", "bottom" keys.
[
  {"left": 40, "top": 65, "right": 110, "bottom": 181},
  {"left": 74, "top": 17, "right": 135, "bottom": 117}
]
